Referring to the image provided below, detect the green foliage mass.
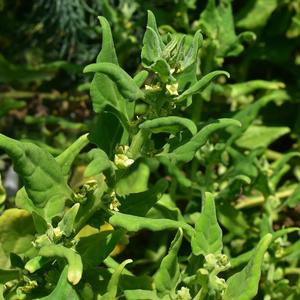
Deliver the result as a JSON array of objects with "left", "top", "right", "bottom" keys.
[{"left": 0, "top": 1, "right": 300, "bottom": 299}]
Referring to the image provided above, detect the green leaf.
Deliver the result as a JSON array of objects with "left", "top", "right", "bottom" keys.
[
  {"left": 58, "top": 203, "right": 80, "bottom": 237},
  {"left": 96, "top": 16, "right": 118, "bottom": 64},
  {"left": 84, "top": 62, "right": 144, "bottom": 102},
  {"left": 116, "top": 162, "right": 150, "bottom": 196},
  {"left": 0, "top": 134, "right": 71, "bottom": 218},
  {"left": 225, "top": 147, "right": 258, "bottom": 179},
  {"left": 39, "top": 245, "right": 83, "bottom": 285},
  {"left": 224, "top": 233, "right": 272, "bottom": 300},
  {"left": 9, "top": 253, "right": 24, "bottom": 269},
  {"left": 154, "top": 229, "right": 183, "bottom": 297},
  {"left": 227, "top": 91, "right": 289, "bottom": 144},
  {"left": 32, "top": 212, "right": 48, "bottom": 234},
  {"left": 124, "top": 289, "right": 159, "bottom": 300},
  {"left": 84, "top": 148, "right": 112, "bottom": 178},
  {"left": 200, "top": 0, "right": 254, "bottom": 57},
  {"left": 24, "top": 115, "right": 86, "bottom": 131},
  {"left": 176, "top": 70, "right": 230, "bottom": 102},
  {"left": 74, "top": 175, "right": 108, "bottom": 232},
  {"left": 119, "top": 274, "right": 153, "bottom": 291},
  {"left": 88, "top": 16, "right": 129, "bottom": 116},
  {"left": 14, "top": 189, "right": 41, "bottom": 220},
  {"left": 229, "top": 250, "right": 254, "bottom": 269},
  {"left": 282, "top": 184, "right": 300, "bottom": 208},
  {"left": 236, "top": 0, "right": 278, "bottom": 29},
  {"left": 34, "top": 266, "right": 80, "bottom": 300},
  {"left": 109, "top": 212, "right": 194, "bottom": 238},
  {"left": 159, "top": 157, "right": 192, "bottom": 188},
  {"left": 235, "top": 125, "right": 290, "bottom": 149},
  {"left": 0, "top": 269, "right": 20, "bottom": 284},
  {"left": 176, "top": 30, "right": 202, "bottom": 91},
  {"left": 141, "top": 10, "right": 165, "bottom": 66},
  {"left": 16, "top": 135, "right": 87, "bottom": 221},
  {"left": 166, "top": 118, "right": 241, "bottom": 163},
  {"left": 101, "top": 259, "right": 133, "bottom": 300},
  {"left": 191, "top": 192, "right": 223, "bottom": 256},
  {"left": 270, "top": 152, "right": 300, "bottom": 189},
  {"left": 151, "top": 58, "right": 172, "bottom": 80},
  {"left": 140, "top": 116, "right": 197, "bottom": 136},
  {"left": 272, "top": 227, "right": 300, "bottom": 241},
  {"left": 217, "top": 202, "right": 249, "bottom": 237},
  {"left": 76, "top": 230, "right": 123, "bottom": 268},
  {"left": 287, "top": 9, "right": 300, "bottom": 38},
  {"left": 133, "top": 70, "right": 149, "bottom": 88},
  {"left": 101, "top": 0, "right": 118, "bottom": 25},
  {"left": 147, "top": 194, "right": 183, "bottom": 221},
  {"left": 0, "top": 209, "right": 36, "bottom": 268},
  {"left": 55, "top": 134, "right": 89, "bottom": 177},
  {"left": 89, "top": 111, "right": 123, "bottom": 158},
  {"left": 0, "top": 54, "right": 78, "bottom": 84},
  {"left": 226, "top": 80, "right": 285, "bottom": 98},
  {"left": 25, "top": 256, "right": 50, "bottom": 273},
  {"left": 119, "top": 179, "right": 168, "bottom": 216},
  {"left": 182, "top": 30, "right": 203, "bottom": 70}
]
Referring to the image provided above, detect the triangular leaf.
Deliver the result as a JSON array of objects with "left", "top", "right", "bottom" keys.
[
  {"left": 154, "top": 229, "right": 183, "bottom": 297},
  {"left": 34, "top": 266, "right": 80, "bottom": 299},
  {"left": 191, "top": 192, "right": 223, "bottom": 256},
  {"left": 224, "top": 234, "right": 272, "bottom": 300}
]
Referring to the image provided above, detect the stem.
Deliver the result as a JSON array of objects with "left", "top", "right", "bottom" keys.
[
  {"left": 169, "top": 179, "right": 178, "bottom": 200},
  {"left": 235, "top": 185, "right": 296, "bottom": 209},
  {"left": 266, "top": 149, "right": 283, "bottom": 161},
  {"left": 198, "top": 286, "right": 208, "bottom": 300},
  {"left": 0, "top": 90, "right": 88, "bottom": 102},
  {"left": 103, "top": 256, "right": 133, "bottom": 275},
  {"left": 284, "top": 267, "right": 300, "bottom": 275},
  {"left": 190, "top": 94, "right": 204, "bottom": 180}
]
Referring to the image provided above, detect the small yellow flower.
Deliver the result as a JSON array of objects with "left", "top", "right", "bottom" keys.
[
  {"left": 114, "top": 154, "right": 134, "bottom": 169},
  {"left": 109, "top": 197, "right": 121, "bottom": 212},
  {"left": 53, "top": 227, "right": 63, "bottom": 240},
  {"left": 166, "top": 83, "right": 179, "bottom": 95},
  {"left": 177, "top": 287, "right": 192, "bottom": 300},
  {"left": 145, "top": 83, "right": 161, "bottom": 92}
]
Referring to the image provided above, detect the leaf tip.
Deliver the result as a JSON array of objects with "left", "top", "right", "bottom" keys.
[
  {"left": 224, "top": 71, "right": 230, "bottom": 78},
  {"left": 83, "top": 65, "right": 90, "bottom": 73},
  {"left": 68, "top": 269, "right": 82, "bottom": 285}
]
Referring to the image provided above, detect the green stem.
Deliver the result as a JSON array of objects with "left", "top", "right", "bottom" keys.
[
  {"left": 190, "top": 94, "right": 203, "bottom": 180},
  {"left": 198, "top": 286, "right": 208, "bottom": 300},
  {"left": 284, "top": 267, "right": 300, "bottom": 275},
  {"left": 235, "top": 185, "right": 296, "bottom": 209},
  {"left": 266, "top": 149, "right": 283, "bottom": 161},
  {"left": 0, "top": 90, "right": 88, "bottom": 102},
  {"left": 103, "top": 256, "right": 133, "bottom": 275},
  {"left": 169, "top": 179, "right": 178, "bottom": 200}
]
